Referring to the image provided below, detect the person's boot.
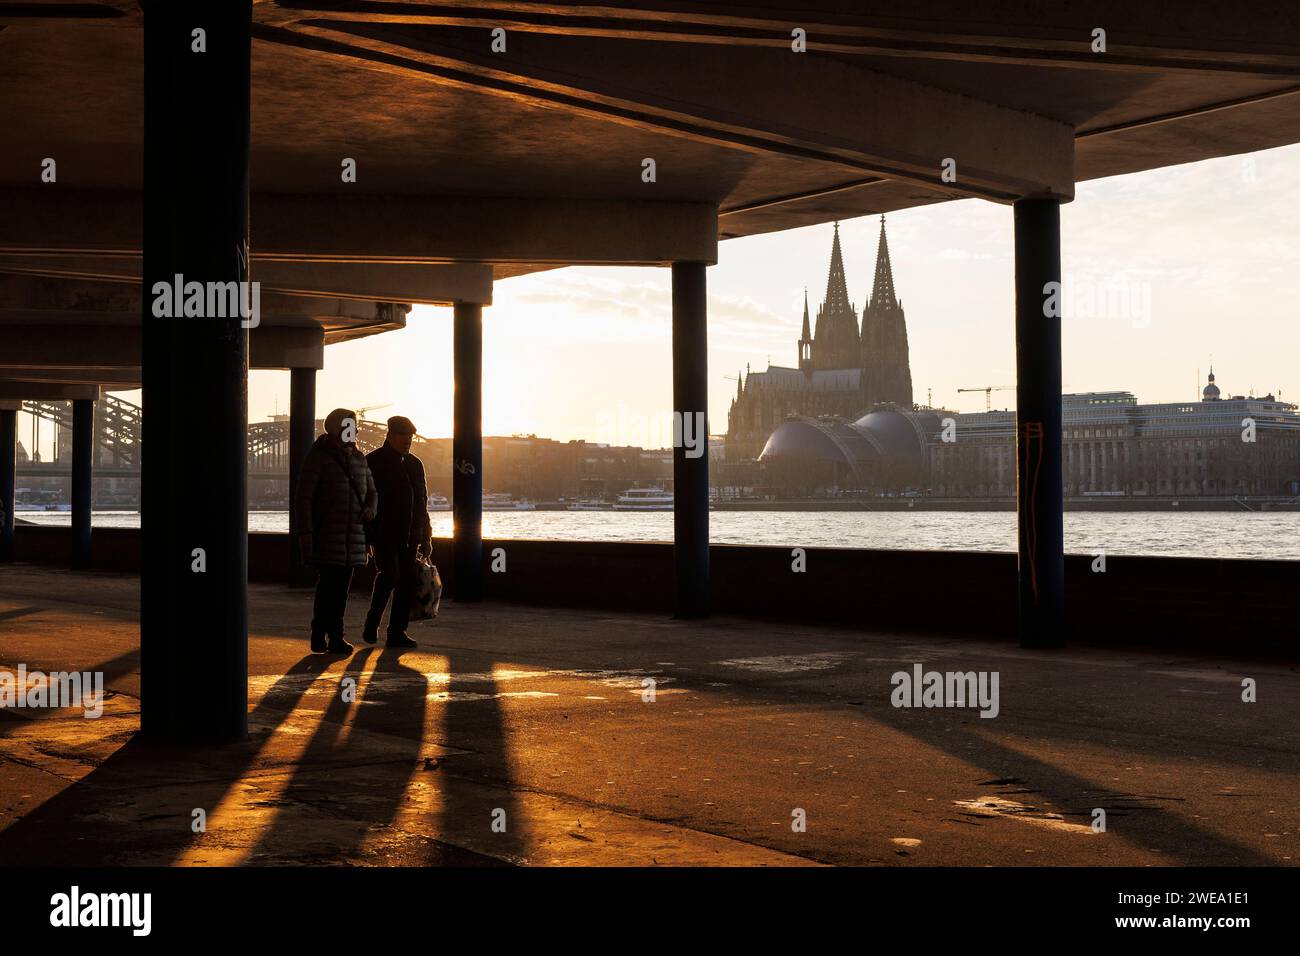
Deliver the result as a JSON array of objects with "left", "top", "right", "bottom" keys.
[
  {"left": 385, "top": 631, "right": 418, "bottom": 649},
  {"left": 310, "top": 624, "right": 327, "bottom": 654},
  {"left": 326, "top": 629, "right": 354, "bottom": 655},
  {"left": 361, "top": 611, "right": 381, "bottom": 645}
]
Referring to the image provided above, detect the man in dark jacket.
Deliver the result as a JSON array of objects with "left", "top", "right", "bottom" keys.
[
  {"left": 295, "top": 408, "right": 377, "bottom": 655},
  {"left": 362, "top": 415, "right": 432, "bottom": 648}
]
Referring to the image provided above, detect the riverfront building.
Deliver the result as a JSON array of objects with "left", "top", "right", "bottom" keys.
[
  {"left": 757, "top": 373, "right": 1300, "bottom": 498},
  {"left": 931, "top": 377, "right": 1300, "bottom": 498}
]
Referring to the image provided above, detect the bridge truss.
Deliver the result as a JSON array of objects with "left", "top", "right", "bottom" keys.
[{"left": 21, "top": 396, "right": 398, "bottom": 473}]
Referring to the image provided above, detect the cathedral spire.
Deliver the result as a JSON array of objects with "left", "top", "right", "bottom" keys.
[
  {"left": 870, "top": 214, "right": 897, "bottom": 311},
  {"left": 810, "top": 222, "right": 859, "bottom": 369},
  {"left": 798, "top": 287, "right": 813, "bottom": 373},
  {"left": 823, "top": 221, "right": 851, "bottom": 317}
]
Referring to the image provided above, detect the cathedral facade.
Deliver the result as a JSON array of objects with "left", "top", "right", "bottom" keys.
[{"left": 726, "top": 217, "right": 913, "bottom": 460}]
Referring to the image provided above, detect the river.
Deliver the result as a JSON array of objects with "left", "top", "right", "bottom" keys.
[{"left": 19, "top": 509, "right": 1300, "bottom": 560}]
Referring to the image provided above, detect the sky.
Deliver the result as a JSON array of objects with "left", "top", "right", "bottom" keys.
[{"left": 20, "top": 142, "right": 1300, "bottom": 460}]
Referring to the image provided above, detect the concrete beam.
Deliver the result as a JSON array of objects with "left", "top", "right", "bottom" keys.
[
  {"left": 0, "top": 190, "right": 720, "bottom": 265},
  {"left": 0, "top": 275, "right": 409, "bottom": 360},
  {"left": 0, "top": 255, "right": 494, "bottom": 306},
  {"left": 0, "top": 2, "right": 137, "bottom": 23},
  {"left": 0, "top": 326, "right": 139, "bottom": 370},
  {"left": 268, "top": 22, "right": 1075, "bottom": 202},
  {"left": 0, "top": 368, "right": 141, "bottom": 388},
  {"left": 0, "top": 382, "right": 100, "bottom": 401},
  {"left": 10, "top": 1, "right": 1300, "bottom": 77},
  {"left": 0, "top": 323, "right": 340, "bottom": 372},
  {"left": 249, "top": 325, "right": 324, "bottom": 370},
  {"left": 265, "top": 2, "right": 1300, "bottom": 77}
]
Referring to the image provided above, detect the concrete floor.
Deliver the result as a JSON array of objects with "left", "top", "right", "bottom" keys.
[{"left": 0, "top": 565, "right": 1297, "bottom": 867}]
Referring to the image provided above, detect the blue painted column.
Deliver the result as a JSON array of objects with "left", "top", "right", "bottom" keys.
[
  {"left": 672, "top": 261, "right": 710, "bottom": 618},
  {"left": 288, "top": 367, "right": 316, "bottom": 587},
  {"left": 0, "top": 407, "right": 15, "bottom": 562},
  {"left": 141, "top": 0, "right": 251, "bottom": 741},
  {"left": 452, "top": 301, "right": 483, "bottom": 601},
  {"left": 71, "top": 398, "right": 93, "bottom": 569},
  {"left": 1014, "top": 199, "right": 1065, "bottom": 648}
]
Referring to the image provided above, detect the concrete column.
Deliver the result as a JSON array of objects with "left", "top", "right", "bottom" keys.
[
  {"left": 71, "top": 398, "right": 93, "bottom": 568},
  {"left": 672, "top": 261, "right": 710, "bottom": 618},
  {"left": 1013, "top": 199, "right": 1065, "bottom": 648},
  {"left": 141, "top": 0, "right": 251, "bottom": 741},
  {"left": 0, "top": 406, "right": 15, "bottom": 562},
  {"left": 452, "top": 301, "right": 483, "bottom": 601},
  {"left": 287, "top": 367, "right": 315, "bottom": 587}
]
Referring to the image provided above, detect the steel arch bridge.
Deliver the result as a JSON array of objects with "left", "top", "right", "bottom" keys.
[
  {"left": 22, "top": 394, "right": 143, "bottom": 468},
  {"left": 21, "top": 396, "right": 397, "bottom": 473}
]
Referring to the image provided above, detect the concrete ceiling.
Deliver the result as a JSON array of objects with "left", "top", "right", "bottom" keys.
[{"left": 1, "top": 1, "right": 1299, "bottom": 270}]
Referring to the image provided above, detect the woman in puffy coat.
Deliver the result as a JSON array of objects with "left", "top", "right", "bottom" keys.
[{"left": 294, "top": 408, "right": 378, "bottom": 654}]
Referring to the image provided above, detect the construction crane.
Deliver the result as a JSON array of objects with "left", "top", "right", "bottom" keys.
[
  {"left": 957, "top": 385, "right": 1015, "bottom": 412},
  {"left": 355, "top": 402, "right": 392, "bottom": 421}
]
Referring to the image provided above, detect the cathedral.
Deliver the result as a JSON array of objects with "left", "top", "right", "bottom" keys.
[{"left": 726, "top": 217, "right": 914, "bottom": 460}]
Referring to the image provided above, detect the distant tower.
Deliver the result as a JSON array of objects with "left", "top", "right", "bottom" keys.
[
  {"left": 1202, "top": 366, "right": 1221, "bottom": 401},
  {"left": 811, "top": 222, "right": 860, "bottom": 369},
  {"left": 798, "top": 288, "right": 813, "bottom": 374},
  {"left": 860, "top": 215, "right": 913, "bottom": 409}
]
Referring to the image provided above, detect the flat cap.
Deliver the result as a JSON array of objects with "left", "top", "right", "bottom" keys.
[{"left": 386, "top": 415, "right": 417, "bottom": 435}]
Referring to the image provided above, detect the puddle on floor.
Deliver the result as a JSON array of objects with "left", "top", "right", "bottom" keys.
[{"left": 953, "top": 795, "right": 1095, "bottom": 834}]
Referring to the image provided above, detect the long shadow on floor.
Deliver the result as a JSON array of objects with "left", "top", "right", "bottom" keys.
[
  {"left": 0, "top": 606, "right": 44, "bottom": 624},
  {"left": 238, "top": 644, "right": 494, "bottom": 865},
  {"left": 0, "top": 637, "right": 524, "bottom": 865},
  {"left": 0, "top": 652, "right": 334, "bottom": 864},
  {"left": 232, "top": 640, "right": 516, "bottom": 865},
  {"left": 430, "top": 648, "right": 525, "bottom": 864}
]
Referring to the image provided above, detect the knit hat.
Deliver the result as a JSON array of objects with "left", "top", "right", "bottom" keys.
[{"left": 324, "top": 408, "right": 357, "bottom": 440}]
